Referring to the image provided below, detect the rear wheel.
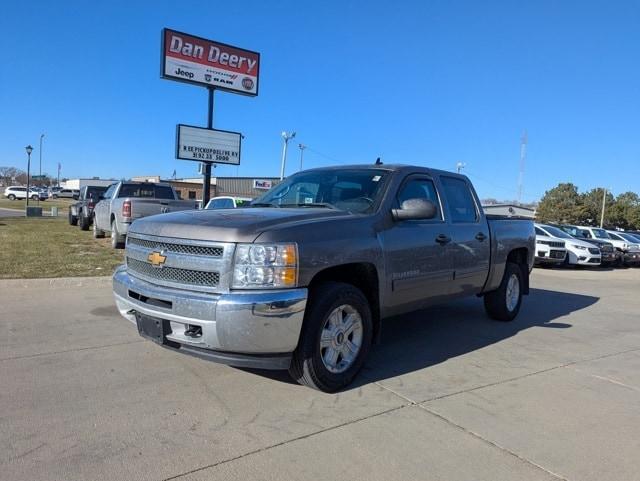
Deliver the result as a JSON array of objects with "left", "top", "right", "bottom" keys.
[
  {"left": 289, "top": 282, "right": 372, "bottom": 392},
  {"left": 111, "top": 220, "right": 124, "bottom": 249},
  {"left": 68, "top": 209, "right": 78, "bottom": 226},
  {"left": 484, "top": 262, "right": 523, "bottom": 322}
]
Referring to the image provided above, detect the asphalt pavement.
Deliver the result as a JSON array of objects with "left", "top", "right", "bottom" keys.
[
  {"left": 1, "top": 268, "right": 640, "bottom": 481},
  {"left": 0, "top": 207, "right": 24, "bottom": 218}
]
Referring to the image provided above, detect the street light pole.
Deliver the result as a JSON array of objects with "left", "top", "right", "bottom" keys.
[
  {"left": 298, "top": 143, "right": 306, "bottom": 171},
  {"left": 38, "top": 134, "right": 44, "bottom": 205},
  {"left": 25, "top": 145, "right": 33, "bottom": 208},
  {"left": 600, "top": 187, "right": 607, "bottom": 228},
  {"left": 280, "top": 131, "right": 296, "bottom": 180}
]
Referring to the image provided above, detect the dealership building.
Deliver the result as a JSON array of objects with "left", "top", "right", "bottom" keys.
[{"left": 131, "top": 175, "right": 281, "bottom": 201}]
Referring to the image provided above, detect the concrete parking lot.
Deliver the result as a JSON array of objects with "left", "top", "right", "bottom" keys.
[{"left": 1, "top": 268, "right": 639, "bottom": 481}]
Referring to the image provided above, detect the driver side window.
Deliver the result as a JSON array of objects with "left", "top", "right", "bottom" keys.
[{"left": 397, "top": 178, "right": 442, "bottom": 220}]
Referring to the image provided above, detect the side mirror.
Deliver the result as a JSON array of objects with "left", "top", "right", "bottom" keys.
[{"left": 392, "top": 198, "right": 437, "bottom": 221}]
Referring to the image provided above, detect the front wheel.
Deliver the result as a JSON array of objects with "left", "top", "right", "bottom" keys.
[
  {"left": 79, "top": 211, "right": 90, "bottom": 230},
  {"left": 93, "top": 219, "right": 105, "bottom": 238},
  {"left": 289, "top": 282, "right": 372, "bottom": 392},
  {"left": 8, "top": 194, "right": 15, "bottom": 200},
  {"left": 68, "top": 210, "right": 78, "bottom": 226},
  {"left": 111, "top": 220, "right": 124, "bottom": 249},
  {"left": 484, "top": 262, "right": 523, "bottom": 322}
]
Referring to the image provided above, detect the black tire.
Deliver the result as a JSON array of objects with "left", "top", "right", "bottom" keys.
[
  {"left": 111, "top": 220, "right": 124, "bottom": 249},
  {"left": 68, "top": 209, "right": 78, "bottom": 226},
  {"left": 484, "top": 262, "right": 523, "bottom": 322},
  {"left": 31, "top": 194, "right": 39, "bottom": 200},
  {"left": 78, "top": 211, "right": 90, "bottom": 230},
  {"left": 289, "top": 282, "right": 372, "bottom": 392},
  {"left": 93, "top": 219, "right": 105, "bottom": 238},
  {"left": 8, "top": 194, "right": 15, "bottom": 200},
  {"left": 52, "top": 194, "right": 58, "bottom": 199}
]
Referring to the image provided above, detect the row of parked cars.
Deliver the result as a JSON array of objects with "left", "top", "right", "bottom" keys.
[
  {"left": 2, "top": 185, "right": 80, "bottom": 201},
  {"left": 535, "top": 223, "right": 640, "bottom": 268},
  {"left": 66, "top": 181, "right": 245, "bottom": 248}
]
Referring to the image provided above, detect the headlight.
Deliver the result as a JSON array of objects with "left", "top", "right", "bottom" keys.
[
  {"left": 572, "top": 244, "right": 586, "bottom": 250},
  {"left": 232, "top": 243, "right": 298, "bottom": 289}
]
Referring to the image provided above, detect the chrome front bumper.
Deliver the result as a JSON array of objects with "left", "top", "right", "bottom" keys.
[{"left": 112, "top": 266, "right": 307, "bottom": 369}]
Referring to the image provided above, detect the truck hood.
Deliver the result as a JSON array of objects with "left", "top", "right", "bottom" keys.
[{"left": 128, "top": 207, "right": 353, "bottom": 243}]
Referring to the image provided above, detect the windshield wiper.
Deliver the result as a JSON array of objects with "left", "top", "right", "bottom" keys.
[
  {"left": 250, "top": 202, "right": 280, "bottom": 207},
  {"left": 280, "top": 203, "right": 339, "bottom": 210}
]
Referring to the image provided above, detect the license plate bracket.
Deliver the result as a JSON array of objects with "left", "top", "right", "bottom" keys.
[{"left": 136, "top": 313, "right": 171, "bottom": 345}]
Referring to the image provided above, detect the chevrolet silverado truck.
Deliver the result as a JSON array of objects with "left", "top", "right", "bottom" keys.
[
  {"left": 69, "top": 184, "right": 110, "bottom": 229},
  {"left": 94, "top": 181, "right": 198, "bottom": 248},
  {"left": 112, "top": 164, "right": 535, "bottom": 392}
]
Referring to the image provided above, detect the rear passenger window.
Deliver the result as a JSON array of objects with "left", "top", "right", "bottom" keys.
[
  {"left": 441, "top": 176, "right": 478, "bottom": 223},
  {"left": 397, "top": 178, "right": 442, "bottom": 220}
]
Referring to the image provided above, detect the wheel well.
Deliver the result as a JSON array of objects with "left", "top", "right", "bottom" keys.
[
  {"left": 308, "top": 263, "right": 381, "bottom": 343},
  {"left": 507, "top": 248, "right": 529, "bottom": 294}
]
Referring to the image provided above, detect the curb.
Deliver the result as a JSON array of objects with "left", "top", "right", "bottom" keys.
[{"left": 0, "top": 276, "right": 113, "bottom": 289}]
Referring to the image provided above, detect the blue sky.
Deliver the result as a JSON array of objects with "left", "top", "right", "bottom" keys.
[{"left": 1, "top": 0, "right": 638, "bottom": 202}]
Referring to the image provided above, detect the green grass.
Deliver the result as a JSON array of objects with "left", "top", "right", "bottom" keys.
[
  {"left": 0, "top": 197, "right": 75, "bottom": 213},
  {"left": 0, "top": 216, "right": 124, "bottom": 278}
]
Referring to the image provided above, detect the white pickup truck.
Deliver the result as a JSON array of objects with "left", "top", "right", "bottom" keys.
[{"left": 93, "top": 181, "right": 197, "bottom": 248}]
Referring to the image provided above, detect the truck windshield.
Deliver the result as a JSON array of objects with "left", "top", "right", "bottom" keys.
[{"left": 252, "top": 169, "right": 389, "bottom": 213}]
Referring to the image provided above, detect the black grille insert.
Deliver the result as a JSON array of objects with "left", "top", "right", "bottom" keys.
[
  {"left": 127, "top": 237, "right": 223, "bottom": 257},
  {"left": 127, "top": 257, "right": 220, "bottom": 287}
]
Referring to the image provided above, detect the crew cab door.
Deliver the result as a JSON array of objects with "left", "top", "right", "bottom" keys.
[
  {"left": 439, "top": 175, "right": 490, "bottom": 296},
  {"left": 95, "top": 183, "right": 116, "bottom": 230},
  {"left": 380, "top": 175, "right": 453, "bottom": 312}
]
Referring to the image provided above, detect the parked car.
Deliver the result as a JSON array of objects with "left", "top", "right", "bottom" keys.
[
  {"left": 51, "top": 188, "right": 79, "bottom": 199},
  {"left": 534, "top": 227, "right": 567, "bottom": 266},
  {"left": 68, "top": 185, "right": 111, "bottom": 229},
  {"left": 605, "top": 230, "right": 640, "bottom": 266},
  {"left": 2, "top": 186, "right": 47, "bottom": 201},
  {"left": 113, "top": 164, "right": 535, "bottom": 392},
  {"left": 204, "top": 196, "right": 237, "bottom": 209},
  {"left": 535, "top": 223, "right": 601, "bottom": 266},
  {"left": 558, "top": 224, "right": 618, "bottom": 266},
  {"left": 93, "top": 181, "right": 198, "bottom": 248}
]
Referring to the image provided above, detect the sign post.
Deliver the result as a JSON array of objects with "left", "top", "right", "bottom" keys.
[{"left": 161, "top": 28, "right": 260, "bottom": 205}]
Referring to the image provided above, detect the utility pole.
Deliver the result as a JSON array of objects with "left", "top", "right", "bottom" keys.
[
  {"left": 517, "top": 130, "right": 527, "bottom": 204},
  {"left": 456, "top": 162, "right": 466, "bottom": 173},
  {"left": 280, "top": 131, "right": 296, "bottom": 180},
  {"left": 25, "top": 145, "right": 33, "bottom": 208},
  {"left": 600, "top": 187, "right": 607, "bottom": 228},
  {"left": 298, "top": 144, "right": 307, "bottom": 171}
]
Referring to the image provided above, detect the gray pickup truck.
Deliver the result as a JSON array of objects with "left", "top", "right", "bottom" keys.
[
  {"left": 113, "top": 164, "right": 535, "bottom": 391},
  {"left": 94, "top": 181, "right": 197, "bottom": 248},
  {"left": 69, "top": 185, "right": 110, "bottom": 230}
]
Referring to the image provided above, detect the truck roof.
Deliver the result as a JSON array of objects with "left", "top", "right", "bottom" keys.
[{"left": 301, "top": 163, "right": 469, "bottom": 181}]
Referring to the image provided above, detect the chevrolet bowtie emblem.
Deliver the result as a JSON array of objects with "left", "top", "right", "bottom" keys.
[{"left": 147, "top": 251, "right": 167, "bottom": 267}]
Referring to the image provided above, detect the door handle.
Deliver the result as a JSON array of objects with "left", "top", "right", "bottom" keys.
[
  {"left": 436, "top": 234, "right": 451, "bottom": 245},
  {"left": 475, "top": 232, "right": 487, "bottom": 242}
]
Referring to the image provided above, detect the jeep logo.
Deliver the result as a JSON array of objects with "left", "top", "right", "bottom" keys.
[{"left": 174, "top": 67, "right": 194, "bottom": 79}]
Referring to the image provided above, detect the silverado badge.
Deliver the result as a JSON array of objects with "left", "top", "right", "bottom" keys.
[{"left": 147, "top": 251, "right": 167, "bottom": 267}]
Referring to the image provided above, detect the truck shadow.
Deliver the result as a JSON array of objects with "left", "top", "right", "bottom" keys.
[
  {"left": 244, "top": 287, "right": 598, "bottom": 389},
  {"left": 354, "top": 287, "right": 597, "bottom": 388}
]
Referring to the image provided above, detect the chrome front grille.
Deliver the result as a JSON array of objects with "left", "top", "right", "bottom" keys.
[
  {"left": 126, "top": 257, "right": 220, "bottom": 287},
  {"left": 127, "top": 236, "right": 223, "bottom": 257},
  {"left": 124, "top": 233, "right": 234, "bottom": 293}
]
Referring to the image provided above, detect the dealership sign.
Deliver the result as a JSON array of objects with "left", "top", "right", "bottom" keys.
[
  {"left": 161, "top": 28, "right": 260, "bottom": 96},
  {"left": 253, "top": 180, "right": 273, "bottom": 190},
  {"left": 176, "top": 125, "right": 241, "bottom": 165}
]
